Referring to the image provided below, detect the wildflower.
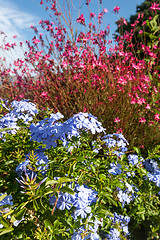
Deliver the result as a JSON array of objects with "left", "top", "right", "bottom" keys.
[
  {"left": 77, "top": 14, "right": 85, "bottom": 25},
  {"left": 128, "top": 154, "right": 139, "bottom": 166},
  {"left": 32, "top": 39, "right": 40, "bottom": 44},
  {"left": 145, "top": 104, "right": 151, "bottom": 110},
  {"left": 154, "top": 113, "right": 160, "bottom": 121},
  {"left": 30, "top": 112, "right": 105, "bottom": 150},
  {"left": 117, "top": 183, "right": 138, "bottom": 207},
  {"left": 106, "top": 228, "right": 120, "bottom": 240},
  {"left": 103, "top": 8, "right": 108, "bottom": 13},
  {"left": 86, "top": 0, "right": 91, "bottom": 5},
  {"left": 108, "top": 163, "right": 122, "bottom": 175},
  {"left": 74, "top": 206, "right": 91, "bottom": 219},
  {"left": 114, "top": 117, "right": 120, "bottom": 123},
  {"left": 150, "top": 2, "right": 160, "bottom": 12},
  {"left": 113, "top": 6, "right": 120, "bottom": 14},
  {"left": 56, "top": 192, "right": 75, "bottom": 210},
  {"left": 90, "top": 12, "right": 96, "bottom": 18},
  {"left": 139, "top": 30, "right": 143, "bottom": 35},
  {"left": 139, "top": 117, "right": 146, "bottom": 123}
]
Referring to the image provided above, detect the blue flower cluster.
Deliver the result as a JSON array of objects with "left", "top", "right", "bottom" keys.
[
  {"left": 143, "top": 158, "right": 160, "bottom": 187},
  {"left": 102, "top": 133, "right": 129, "bottom": 157},
  {"left": 49, "top": 183, "right": 97, "bottom": 219},
  {"left": 106, "top": 212, "right": 130, "bottom": 239},
  {"left": 117, "top": 183, "right": 139, "bottom": 207},
  {"left": 108, "top": 163, "right": 122, "bottom": 175},
  {"left": 0, "top": 99, "right": 38, "bottom": 138},
  {"left": 49, "top": 183, "right": 102, "bottom": 239},
  {"left": 30, "top": 112, "right": 105, "bottom": 150}
]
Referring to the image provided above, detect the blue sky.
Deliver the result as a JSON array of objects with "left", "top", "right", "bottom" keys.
[{"left": 0, "top": 0, "right": 145, "bottom": 63}]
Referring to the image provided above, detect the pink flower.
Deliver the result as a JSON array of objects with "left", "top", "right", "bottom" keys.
[
  {"left": 90, "top": 12, "right": 96, "bottom": 18},
  {"left": 153, "top": 86, "right": 158, "bottom": 93},
  {"left": 32, "top": 39, "right": 40, "bottom": 44},
  {"left": 113, "top": 6, "right": 120, "bottom": 14},
  {"left": 149, "top": 121, "right": 154, "bottom": 126},
  {"left": 103, "top": 8, "right": 108, "bottom": 13},
  {"left": 154, "top": 113, "right": 160, "bottom": 121},
  {"left": 116, "top": 128, "right": 123, "bottom": 133},
  {"left": 123, "top": 18, "right": 127, "bottom": 25},
  {"left": 145, "top": 104, "right": 151, "bottom": 110},
  {"left": 76, "top": 14, "right": 85, "bottom": 25},
  {"left": 150, "top": 2, "right": 160, "bottom": 12},
  {"left": 139, "top": 30, "right": 143, "bottom": 35},
  {"left": 139, "top": 117, "right": 146, "bottom": 123},
  {"left": 114, "top": 117, "right": 121, "bottom": 123},
  {"left": 41, "top": 91, "right": 48, "bottom": 98},
  {"left": 137, "top": 98, "right": 146, "bottom": 105},
  {"left": 19, "top": 94, "right": 24, "bottom": 98}
]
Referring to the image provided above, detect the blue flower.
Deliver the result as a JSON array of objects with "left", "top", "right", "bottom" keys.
[
  {"left": 106, "top": 228, "right": 120, "bottom": 240},
  {"left": 49, "top": 191, "right": 75, "bottom": 211},
  {"left": 0, "top": 193, "right": 13, "bottom": 207},
  {"left": 143, "top": 159, "right": 159, "bottom": 174},
  {"left": 128, "top": 154, "right": 139, "bottom": 166},
  {"left": 109, "top": 212, "right": 130, "bottom": 237},
  {"left": 102, "top": 133, "right": 128, "bottom": 156},
  {"left": 117, "top": 183, "right": 138, "bottom": 207},
  {"left": 74, "top": 206, "right": 91, "bottom": 219},
  {"left": 108, "top": 163, "right": 122, "bottom": 175},
  {"left": 56, "top": 192, "right": 75, "bottom": 210},
  {"left": 0, "top": 100, "right": 38, "bottom": 138}
]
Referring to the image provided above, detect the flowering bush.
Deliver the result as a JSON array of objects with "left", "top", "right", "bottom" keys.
[{"left": 0, "top": 99, "right": 160, "bottom": 239}]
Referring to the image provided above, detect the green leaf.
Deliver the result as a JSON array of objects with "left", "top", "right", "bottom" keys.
[
  {"left": 59, "top": 186, "right": 75, "bottom": 195},
  {"left": 100, "top": 192, "right": 117, "bottom": 206},
  {"left": 114, "top": 181, "right": 124, "bottom": 189},
  {"left": 14, "top": 207, "right": 26, "bottom": 220},
  {"left": 120, "top": 154, "right": 127, "bottom": 161},
  {"left": 53, "top": 219, "right": 60, "bottom": 228},
  {"left": 140, "top": 168, "right": 148, "bottom": 175},
  {"left": 46, "top": 177, "right": 73, "bottom": 186},
  {"left": 136, "top": 210, "right": 145, "bottom": 215},
  {"left": 99, "top": 208, "right": 113, "bottom": 216},
  {"left": 90, "top": 164, "right": 96, "bottom": 173},
  {"left": 105, "top": 186, "right": 112, "bottom": 193},
  {"left": 99, "top": 174, "right": 107, "bottom": 180},
  {"left": 0, "top": 194, "right": 7, "bottom": 202},
  {"left": 44, "top": 220, "right": 53, "bottom": 233},
  {"left": 0, "top": 227, "right": 14, "bottom": 236},
  {"left": 14, "top": 201, "right": 29, "bottom": 215},
  {"left": 0, "top": 216, "right": 9, "bottom": 228},
  {"left": 33, "top": 199, "right": 39, "bottom": 211},
  {"left": 133, "top": 147, "right": 141, "bottom": 155}
]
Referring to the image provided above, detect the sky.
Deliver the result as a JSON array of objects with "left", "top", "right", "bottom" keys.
[{"left": 0, "top": 0, "right": 145, "bottom": 66}]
